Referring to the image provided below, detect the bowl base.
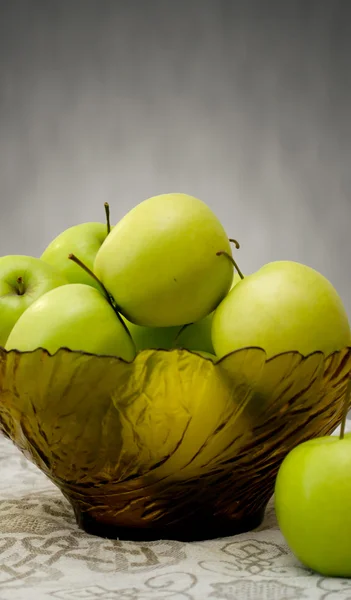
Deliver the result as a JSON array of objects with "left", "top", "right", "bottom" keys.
[{"left": 74, "top": 507, "right": 266, "bottom": 542}]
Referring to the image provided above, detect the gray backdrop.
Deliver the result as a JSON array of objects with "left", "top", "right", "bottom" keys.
[{"left": 1, "top": 0, "right": 351, "bottom": 313}]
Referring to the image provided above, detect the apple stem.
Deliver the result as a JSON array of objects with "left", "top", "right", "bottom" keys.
[
  {"left": 110, "top": 306, "right": 134, "bottom": 340},
  {"left": 229, "top": 238, "right": 240, "bottom": 250},
  {"left": 216, "top": 251, "right": 244, "bottom": 280},
  {"left": 104, "top": 202, "right": 111, "bottom": 235},
  {"left": 16, "top": 276, "right": 25, "bottom": 295},
  {"left": 172, "top": 323, "right": 193, "bottom": 347},
  {"left": 67, "top": 253, "right": 134, "bottom": 341},
  {"left": 339, "top": 378, "right": 351, "bottom": 440},
  {"left": 68, "top": 254, "right": 111, "bottom": 299}
]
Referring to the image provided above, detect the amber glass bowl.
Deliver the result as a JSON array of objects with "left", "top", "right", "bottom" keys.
[{"left": 0, "top": 346, "right": 350, "bottom": 541}]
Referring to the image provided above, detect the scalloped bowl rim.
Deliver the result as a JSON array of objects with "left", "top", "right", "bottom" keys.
[{"left": 0, "top": 344, "right": 350, "bottom": 366}]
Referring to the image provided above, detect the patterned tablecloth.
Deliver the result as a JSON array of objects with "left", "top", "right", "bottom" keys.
[{"left": 1, "top": 427, "right": 351, "bottom": 600}]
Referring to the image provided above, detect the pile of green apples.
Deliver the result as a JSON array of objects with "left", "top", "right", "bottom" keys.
[
  {"left": 1, "top": 192, "right": 350, "bottom": 360},
  {"left": 1, "top": 191, "right": 351, "bottom": 576}
]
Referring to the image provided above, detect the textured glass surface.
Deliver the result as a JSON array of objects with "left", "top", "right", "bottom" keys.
[{"left": 0, "top": 346, "right": 350, "bottom": 541}]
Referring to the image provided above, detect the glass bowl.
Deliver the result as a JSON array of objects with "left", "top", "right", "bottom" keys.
[{"left": 0, "top": 345, "right": 350, "bottom": 541}]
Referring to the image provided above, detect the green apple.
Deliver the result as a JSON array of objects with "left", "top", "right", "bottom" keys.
[
  {"left": 122, "top": 319, "right": 178, "bottom": 352},
  {"left": 212, "top": 261, "right": 350, "bottom": 359},
  {"left": 0, "top": 255, "right": 68, "bottom": 347},
  {"left": 124, "top": 314, "right": 215, "bottom": 354},
  {"left": 41, "top": 222, "right": 109, "bottom": 290},
  {"left": 5, "top": 283, "right": 136, "bottom": 360},
  {"left": 124, "top": 270, "right": 241, "bottom": 353},
  {"left": 94, "top": 193, "right": 233, "bottom": 327},
  {"left": 275, "top": 384, "right": 351, "bottom": 576},
  {"left": 174, "top": 271, "right": 242, "bottom": 353},
  {"left": 175, "top": 313, "right": 214, "bottom": 354}
]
